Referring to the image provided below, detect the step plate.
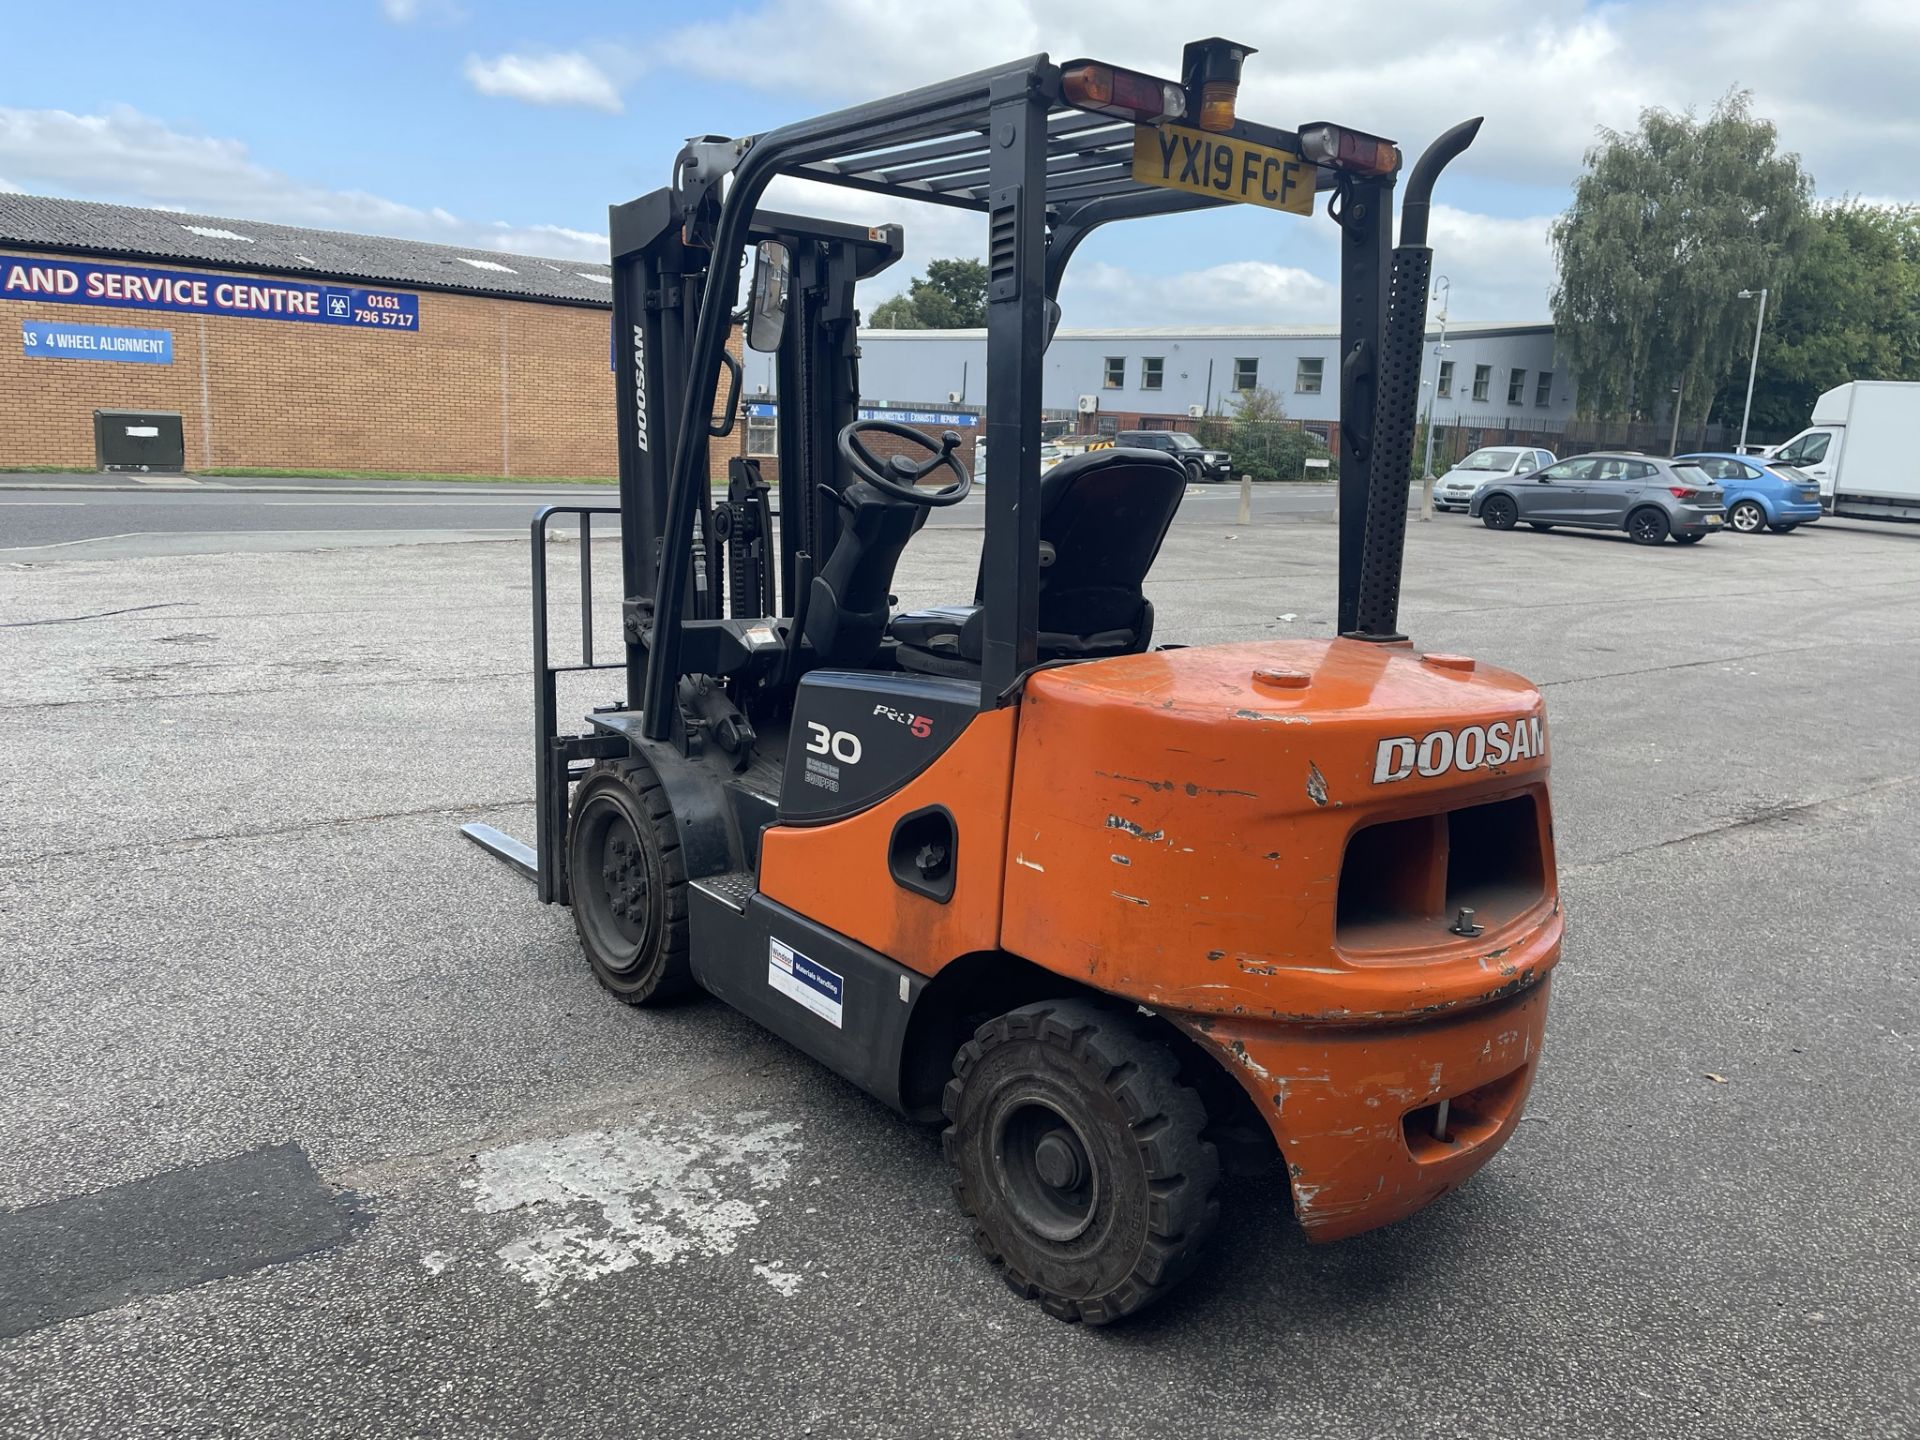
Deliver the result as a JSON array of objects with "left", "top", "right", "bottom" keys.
[{"left": 692, "top": 870, "right": 757, "bottom": 913}]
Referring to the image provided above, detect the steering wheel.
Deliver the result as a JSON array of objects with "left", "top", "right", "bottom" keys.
[{"left": 836, "top": 420, "right": 972, "bottom": 507}]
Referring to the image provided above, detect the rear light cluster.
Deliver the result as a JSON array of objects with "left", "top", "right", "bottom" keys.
[
  {"left": 1296, "top": 123, "right": 1401, "bottom": 177},
  {"left": 1668, "top": 486, "right": 1699, "bottom": 500},
  {"left": 1061, "top": 63, "right": 1187, "bottom": 124}
]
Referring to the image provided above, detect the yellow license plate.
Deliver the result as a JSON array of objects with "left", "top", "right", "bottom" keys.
[{"left": 1131, "top": 124, "right": 1315, "bottom": 215}]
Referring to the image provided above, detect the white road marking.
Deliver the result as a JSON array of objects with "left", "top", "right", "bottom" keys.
[
  {"left": 1, "top": 532, "right": 147, "bottom": 551},
  {"left": 467, "top": 1111, "right": 801, "bottom": 1305},
  {"left": 752, "top": 1261, "right": 803, "bottom": 1297}
]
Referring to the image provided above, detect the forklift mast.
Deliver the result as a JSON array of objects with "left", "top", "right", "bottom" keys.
[
  {"left": 608, "top": 185, "right": 902, "bottom": 717},
  {"left": 617, "top": 60, "right": 1477, "bottom": 750}
]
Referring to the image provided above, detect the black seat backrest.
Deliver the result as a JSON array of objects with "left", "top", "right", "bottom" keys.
[{"left": 1016, "top": 447, "right": 1187, "bottom": 638}]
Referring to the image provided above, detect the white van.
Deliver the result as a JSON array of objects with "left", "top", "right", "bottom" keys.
[{"left": 1769, "top": 381, "right": 1920, "bottom": 523}]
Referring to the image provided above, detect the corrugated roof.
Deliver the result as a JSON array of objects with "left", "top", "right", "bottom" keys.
[{"left": 0, "top": 193, "right": 613, "bottom": 307}]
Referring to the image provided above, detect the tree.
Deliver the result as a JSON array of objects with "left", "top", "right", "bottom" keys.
[
  {"left": 1712, "top": 202, "right": 1920, "bottom": 435},
  {"left": 866, "top": 257, "right": 988, "bottom": 328},
  {"left": 1552, "top": 92, "right": 1813, "bottom": 432},
  {"left": 1213, "top": 387, "right": 1325, "bottom": 483}
]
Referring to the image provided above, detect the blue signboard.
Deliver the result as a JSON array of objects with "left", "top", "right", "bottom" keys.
[
  {"left": 744, "top": 401, "right": 979, "bottom": 427},
  {"left": 0, "top": 254, "right": 419, "bottom": 332},
  {"left": 23, "top": 320, "right": 173, "bottom": 364},
  {"left": 858, "top": 406, "right": 979, "bottom": 427}
]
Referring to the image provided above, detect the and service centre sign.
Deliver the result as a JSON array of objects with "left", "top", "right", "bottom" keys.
[{"left": 0, "top": 254, "right": 420, "bottom": 331}]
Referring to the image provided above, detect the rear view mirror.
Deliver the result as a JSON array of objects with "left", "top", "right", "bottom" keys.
[{"left": 746, "top": 241, "right": 790, "bottom": 353}]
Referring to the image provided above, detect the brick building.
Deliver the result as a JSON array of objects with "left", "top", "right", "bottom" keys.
[{"left": 0, "top": 194, "right": 623, "bottom": 478}]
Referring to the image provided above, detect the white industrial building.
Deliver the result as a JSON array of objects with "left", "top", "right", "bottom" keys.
[{"left": 857, "top": 323, "right": 1573, "bottom": 439}]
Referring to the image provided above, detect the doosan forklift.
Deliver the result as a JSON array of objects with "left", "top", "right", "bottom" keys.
[{"left": 466, "top": 38, "right": 1562, "bottom": 1323}]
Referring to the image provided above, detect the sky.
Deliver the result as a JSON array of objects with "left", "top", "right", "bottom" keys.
[{"left": 2, "top": 0, "right": 1916, "bottom": 327}]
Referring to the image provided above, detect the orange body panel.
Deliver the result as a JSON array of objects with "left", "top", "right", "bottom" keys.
[
  {"left": 758, "top": 707, "right": 1017, "bottom": 971},
  {"left": 1002, "top": 637, "right": 1562, "bottom": 1238}
]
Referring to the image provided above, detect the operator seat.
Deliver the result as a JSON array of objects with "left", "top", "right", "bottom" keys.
[{"left": 888, "top": 447, "right": 1187, "bottom": 677}]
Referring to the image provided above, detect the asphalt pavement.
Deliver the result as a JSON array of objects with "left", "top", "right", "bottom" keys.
[
  {"left": 1, "top": 489, "right": 1916, "bottom": 1438},
  {"left": 0, "top": 471, "right": 1336, "bottom": 561}
]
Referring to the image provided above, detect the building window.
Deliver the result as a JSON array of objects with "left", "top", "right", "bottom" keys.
[
  {"left": 1437, "top": 360, "right": 1453, "bottom": 398},
  {"left": 1507, "top": 369, "right": 1527, "bottom": 406},
  {"left": 1103, "top": 356, "right": 1125, "bottom": 389},
  {"left": 1295, "top": 356, "right": 1324, "bottom": 394},
  {"left": 744, "top": 404, "right": 777, "bottom": 456},
  {"left": 1472, "top": 364, "right": 1491, "bottom": 403},
  {"left": 1141, "top": 356, "right": 1164, "bottom": 391},
  {"left": 1233, "top": 357, "right": 1258, "bottom": 392},
  {"left": 1535, "top": 371, "right": 1553, "bottom": 407}
]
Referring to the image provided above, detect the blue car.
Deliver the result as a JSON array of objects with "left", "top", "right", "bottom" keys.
[{"left": 1675, "top": 453, "right": 1823, "bottom": 534}]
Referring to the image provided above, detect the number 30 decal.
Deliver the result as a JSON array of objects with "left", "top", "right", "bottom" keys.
[{"left": 805, "top": 722, "right": 863, "bottom": 764}]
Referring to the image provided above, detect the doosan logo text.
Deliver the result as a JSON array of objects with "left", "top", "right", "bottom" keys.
[{"left": 1373, "top": 717, "right": 1545, "bottom": 783}]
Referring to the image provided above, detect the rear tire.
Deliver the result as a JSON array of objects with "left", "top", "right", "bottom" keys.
[
  {"left": 943, "top": 1000, "right": 1220, "bottom": 1325},
  {"left": 1769, "top": 522, "right": 1798, "bottom": 534},
  {"left": 1627, "top": 507, "right": 1670, "bottom": 545},
  {"left": 1528, "top": 522, "right": 1554, "bottom": 531},
  {"left": 1481, "top": 495, "right": 1518, "bottom": 530},
  {"left": 566, "top": 759, "right": 693, "bottom": 1005},
  {"left": 1729, "top": 499, "right": 1766, "bottom": 534},
  {"left": 1674, "top": 533, "right": 1704, "bottom": 544}
]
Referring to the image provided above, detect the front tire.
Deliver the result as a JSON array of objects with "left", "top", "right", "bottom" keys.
[
  {"left": 1729, "top": 499, "right": 1767, "bottom": 534},
  {"left": 943, "top": 1000, "right": 1220, "bottom": 1325},
  {"left": 1528, "top": 522, "right": 1555, "bottom": 532},
  {"left": 1627, "top": 507, "right": 1671, "bottom": 545},
  {"left": 1674, "top": 533, "right": 1704, "bottom": 544},
  {"left": 1481, "top": 495, "right": 1518, "bottom": 530},
  {"left": 566, "top": 760, "right": 692, "bottom": 1004}
]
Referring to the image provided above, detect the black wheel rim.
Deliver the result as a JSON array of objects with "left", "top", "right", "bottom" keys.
[
  {"left": 1632, "top": 512, "right": 1663, "bottom": 541},
  {"left": 1489, "top": 498, "right": 1514, "bottom": 527},
  {"left": 574, "top": 793, "right": 653, "bottom": 973},
  {"left": 995, "top": 1096, "right": 1100, "bottom": 1243}
]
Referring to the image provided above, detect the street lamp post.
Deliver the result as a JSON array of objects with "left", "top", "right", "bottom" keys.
[
  {"left": 1736, "top": 287, "right": 1769, "bottom": 455},
  {"left": 1419, "top": 277, "right": 1451, "bottom": 521}
]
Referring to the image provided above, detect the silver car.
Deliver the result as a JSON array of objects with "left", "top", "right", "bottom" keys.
[
  {"left": 1433, "top": 446, "right": 1556, "bottom": 511},
  {"left": 1468, "top": 453, "right": 1727, "bottom": 545}
]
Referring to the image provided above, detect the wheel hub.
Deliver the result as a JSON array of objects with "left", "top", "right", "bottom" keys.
[
  {"left": 602, "top": 832, "right": 649, "bottom": 924},
  {"left": 1034, "top": 1130, "right": 1088, "bottom": 1191},
  {"left": 997, "top": 1100, "right": 1099, "bottom": 1243}
]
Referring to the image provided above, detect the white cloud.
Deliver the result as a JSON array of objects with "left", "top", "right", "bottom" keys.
[
  {"left": 656, "top": 0, "right": 1920, "bottom": 203},
  {"left": 0, "top": 105, "right": 607, "bottom": 262},
  {"left": 1422, "top": 206, "right": 1556, "bottom": 323},
  {"left": 463, "top": 51, "right": 624, "bottom": 113},
  {"left": 380, "top": 0, "right": 464, "bottom": 22},
  {"left": 1061, "top": 258, "right": 1336, "bottom": 327}
]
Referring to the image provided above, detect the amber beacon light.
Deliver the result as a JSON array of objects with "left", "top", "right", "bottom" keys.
[{"left": 1181, "top": 36, "right": 1256, "bottom": 132}]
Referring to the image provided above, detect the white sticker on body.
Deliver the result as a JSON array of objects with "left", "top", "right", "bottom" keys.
[{"left": 768, "top": 937, "right": 845, "bottom": 1028}]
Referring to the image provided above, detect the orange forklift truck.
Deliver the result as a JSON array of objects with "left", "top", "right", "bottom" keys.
[{"left": 466, "top": 38, "right": 1561, "bottom": 1323}]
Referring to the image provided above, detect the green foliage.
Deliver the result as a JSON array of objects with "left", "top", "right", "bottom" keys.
[
  {"left": 866, "top": 257, "right": 990, "bottom": 329},
  {"left": 1213, "top": 387, "right": 1334, "bottom": 482},
  {"left": 1552, "top": 91, "right": 1813, "bottom": 427},
  {"left": 1713, "top": 202, "right": 1920, "bottom": 433}
]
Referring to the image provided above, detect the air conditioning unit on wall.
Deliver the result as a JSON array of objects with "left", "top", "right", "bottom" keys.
[
  {"left": 1187, "top": 404, "right": 1204, "bottom": 418},
  {"left": 946, "top": 390, "right": 964, "bottom": 404},
  {"left": 1076, "top": 394, "right": 1099, "bottom": 413}
]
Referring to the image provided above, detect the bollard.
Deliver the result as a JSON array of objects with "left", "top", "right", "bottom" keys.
[
  {"left": 1237, "top": 473, "right": 1253, "bottom": 524},
  {"left": 1420, "top": 471, "right": 1434, "bottom": 522}
]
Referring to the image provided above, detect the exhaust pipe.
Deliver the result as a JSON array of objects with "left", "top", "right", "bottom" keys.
[{"left": 1349, "top": 118, "right": 1483, "bottom": 641}]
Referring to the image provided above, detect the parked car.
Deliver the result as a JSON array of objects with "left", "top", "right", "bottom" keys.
[
  {"left": 1433, "top": 446, "right": 1556, "bottom": 511},
  {"left": 1115, "top": 429, "right": 1233, "bottom": 482},
  {"left": 1675, "top": 452, "right": 1823, "bottom": 534},
  {"left": 1468, "top": 453, "right": 1726, "bottom": 544}
]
